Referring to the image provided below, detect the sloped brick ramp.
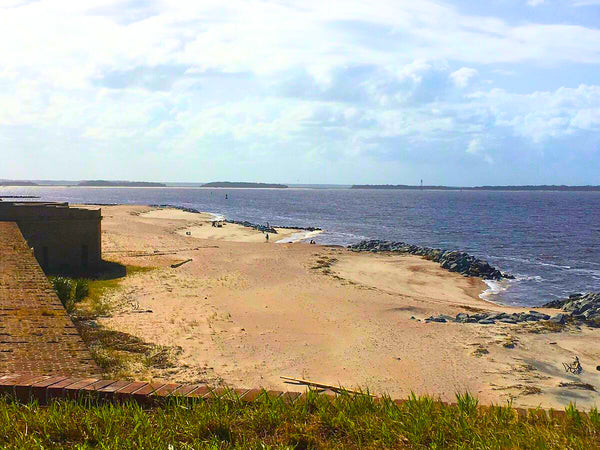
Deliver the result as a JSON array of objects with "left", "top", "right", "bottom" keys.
[{"left": 0, "top": 222, "right": 99, "bottom": 375}]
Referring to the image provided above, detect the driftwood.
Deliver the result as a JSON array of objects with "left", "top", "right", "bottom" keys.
[
  {"left": 103, "top": 246, "right": 219, "bottom": 256},
  {"left": 171, "top": 259, "right": 193, "bottom": 269},
  {"left": 563, "top": 356, "right": 582, "bottom": 375},
  {"left": 280, "top": 376, "right": 373, "bottom": 396}
]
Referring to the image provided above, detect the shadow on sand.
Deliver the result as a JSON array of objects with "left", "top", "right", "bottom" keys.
[{"left": 45, "top": 260, "right": 127, "bottom": 280}]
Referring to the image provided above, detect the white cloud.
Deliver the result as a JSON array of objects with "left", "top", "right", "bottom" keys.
[
  {"left": 468, "top": 84, "right": 600, "bottom": 142},
  {"left": 450, "top": 67, "right": 478, "bottom": 88},
  {"left": 0, "top": 0, "right": 599, "bottom": 183},
  {"left": 573, "top": 0, "right": 600, "bottom": 6},
  {"left": 527, "top": 0, "right": 545, "bottom": 6},
  {"left": 466, "top": 138, "right": 494, "bottom": 164}
]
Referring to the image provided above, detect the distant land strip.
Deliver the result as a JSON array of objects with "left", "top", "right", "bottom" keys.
[
  {"left": 78, "top": 180, "right": 167, "bottom": 187},
  {"left": 202, "top": 182, "right": 288, "bottom": 188},
  {"left": 0, "top": 181, "right": 38, "bottom": 186},
  {"left": 351, "top": 185, "right": 600, "bottom": 191}
]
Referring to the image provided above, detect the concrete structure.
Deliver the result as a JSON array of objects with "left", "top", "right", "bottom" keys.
[{"left": 0, "top": 202, "right": 101, "bottom": 273}]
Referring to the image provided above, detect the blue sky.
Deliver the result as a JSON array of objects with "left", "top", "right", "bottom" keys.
[{"left": 0, "top": 0, "right": 599, "bottom": 185}]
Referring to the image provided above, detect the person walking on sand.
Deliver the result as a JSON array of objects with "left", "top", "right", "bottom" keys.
[{"left": 265, "top": 233, "right": 269, "bottom": 242}]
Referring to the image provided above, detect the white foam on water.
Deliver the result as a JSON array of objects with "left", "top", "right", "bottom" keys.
[
  {"left": 276, "top": 230, "right": 323, "bottom": 244},
  {"left": 500, "top": 255, "right": 571, "bottom": 269},
  {"left": 207, "top": 212, "right": 226, "bottom": 221},
  {"left": 479, "top": 278, "right": 513, "bottom": 304},
  {"left": 514, "top": 274, "right": 544, "bottom": 282}
]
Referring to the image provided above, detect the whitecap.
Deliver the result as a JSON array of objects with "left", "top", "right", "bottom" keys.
[
  {"left": 479, "top": 278, "right": 513, "bottom": 304},
  {"left": 276, "top": 230, "right": 323, "bottom": 244}
]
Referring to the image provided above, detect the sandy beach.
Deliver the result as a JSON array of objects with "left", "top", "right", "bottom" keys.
[{"left": 89, "top": 205, "right": 600, "bottom": 409}]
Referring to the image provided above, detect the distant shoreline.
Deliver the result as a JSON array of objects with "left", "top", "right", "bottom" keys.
[
  {"left": 201, "top": 182, "right": 288, "bottom": 188},
  {"left": 3, "top": 182, "right": 600, "bottom": 191},
  {"left": 352, "top": 184, "right": 600, "bottom": 191}
]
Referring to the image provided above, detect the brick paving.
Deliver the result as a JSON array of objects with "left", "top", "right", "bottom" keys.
[
  {"left": 0, "top": 222, "right": 99, "bottom": 376},
  {"left": 0, "top": 373, "right": 574, "bottom": 420}
]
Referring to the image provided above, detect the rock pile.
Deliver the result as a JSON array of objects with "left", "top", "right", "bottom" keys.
[
  {"left": 423, "top": 292, "right": 600, "bottom": 328},
  {"left": 276, "top": 225, "right": 322, "bottom": 232},
  {"left": 225, "top": 220, "right": 278, "bottom": 234},
  {"left": 225, "top": 220, "right": 323, "bottom": 234},
  {"left": 150, "top": 204, "right": 202, "bottom": 214},
  {"left": 348, "top": 240, "right": 513, "bottom": 280},
  {"left": 542, "top": 292, "right": 600, "bottom": 326},
  {"left": 423, "top": 310, "right": 565, "bottom": 325}
]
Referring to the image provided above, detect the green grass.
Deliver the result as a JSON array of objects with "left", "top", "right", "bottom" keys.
[
  {"left": 50, "top": 264, "right": 154, "bottom": 320},
  {"left": 0, "top": 392, "right": 598, "bottom": 448},
  {"left": 48, "top": 264, "right": 163, "bottom": 379}
]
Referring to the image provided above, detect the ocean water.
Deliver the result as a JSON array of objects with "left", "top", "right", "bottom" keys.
[{"left": 2, "top": 186, "right": 599, "bottom": 307}]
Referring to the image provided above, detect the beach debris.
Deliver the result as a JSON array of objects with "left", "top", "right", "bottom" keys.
[
  {"left": 563, "top": 356, "right": 583, "bottom": 375},
  {"left": 473, "top": 346, "right": 489, "bottom": 357},
  {"left": 348, "top": 240, "right": 513, "bottom": 280},
  {"left": 280, "top": 376, "right": 373, "bottom": 396},
  {"left": 171, "top": 259, "right": 192, "bottom": 269},
  {"left": 503, "top": 336, "right": 518, "bottom": 348},
  {"left": 559, "top": 381, "right": 595, "bottom": 391}
]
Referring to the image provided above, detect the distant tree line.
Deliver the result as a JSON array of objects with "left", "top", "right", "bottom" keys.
[
  {"left": 202, "top": 182, "right": 288, "bottom": 188},
  {"left": 351, "top": 185, "right": 600, "bottom": 191}
]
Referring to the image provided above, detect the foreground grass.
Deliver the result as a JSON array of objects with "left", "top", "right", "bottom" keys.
[{"left": 0, "top": 392, "right": 599, "bottom": 449}]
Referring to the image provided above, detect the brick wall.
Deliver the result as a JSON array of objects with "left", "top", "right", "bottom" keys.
[{"left": 0, "top": 222, "right": 99, "bottom": 375}]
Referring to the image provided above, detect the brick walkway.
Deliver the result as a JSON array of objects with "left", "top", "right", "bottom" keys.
[{"left": 0, "top": 222, "right": 99, "bottom": 375}]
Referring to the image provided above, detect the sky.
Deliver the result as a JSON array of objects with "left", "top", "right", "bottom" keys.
[{"left": 1, "top": 0, "right": 599, "bottom": 185}]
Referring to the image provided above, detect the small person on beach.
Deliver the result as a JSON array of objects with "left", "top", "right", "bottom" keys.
[{"left": 265, "top": 233, "right": 269, "bottom": 242}]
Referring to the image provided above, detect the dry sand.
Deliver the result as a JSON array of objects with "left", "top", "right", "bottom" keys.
[
  {"left": 91, "top": 205, "right": 600, "bottom": 409},
  {"left": 141, "top": 208, "right": 316, "bottom": 243}
]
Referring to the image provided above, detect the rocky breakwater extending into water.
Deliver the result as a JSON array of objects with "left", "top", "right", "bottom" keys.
[
  {"left": 347, "top": 240, "right": 514, "bottom": 281},
  {"left": 225, "top": 219, "right": 322, "bottom": 235},
  {"left": 542, "top": 293, "right": 600, "bottom": 327},
  {"left": 424, "top": 292, "right": 600, "bottom": 328},
  {"left": 149, "top": 205, "right": 322, "bottom": 235}
]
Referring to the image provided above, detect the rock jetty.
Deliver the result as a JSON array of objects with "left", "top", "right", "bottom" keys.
[
  {"left": 542, "top": 292, "right": 600, "bottom": 326},
  {"left": 423, "top": 292, "right": 600, "bottom": 328},
  {"left": 225, "top": 220, "right": 322, "bottom": 235},
  {"left": 423, "top": 310, "right": 559, "bottom": 325},
  {"left": 149, "top": 205, "right": 322, "bottom": 235},
  {"left": 225, "top": 220, "right": 278, "bottom": 234},
  {"left": 348, "top": 240, "right": 513, "bottom": 280},
  {"left": 150, "top": 204, "right": 202, "bottom": 214}
]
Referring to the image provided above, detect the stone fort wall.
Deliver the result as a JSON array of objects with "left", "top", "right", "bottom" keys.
[
  {"left": 0, "top": 202, "right": 101, "bottom": 273},
  {"left": 0, "top": 222, "right": 99, "bottom": 375}
]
